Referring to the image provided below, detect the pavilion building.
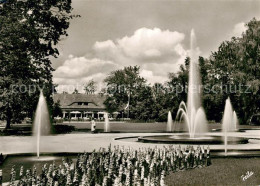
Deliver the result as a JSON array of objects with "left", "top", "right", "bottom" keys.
[{"left": 53, "top": 93, "right": 109, "bottom": 120}]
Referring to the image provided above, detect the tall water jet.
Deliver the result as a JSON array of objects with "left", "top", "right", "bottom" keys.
[
  {"left": 104, "top": 112, "right": 110, "bottom": 132},
  {"left": 167, "top": 111, "right": 173, "bottom": 132},
  {"left": 33, "top": 90, "right": 51, "bottom": 159},
  {"left": 176, "top": 29, "right": 208, "bottom": 138}
]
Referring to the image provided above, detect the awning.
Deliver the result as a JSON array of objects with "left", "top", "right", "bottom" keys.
[{"left": 70, "top": 111, "right": 81, "bottom": 114}]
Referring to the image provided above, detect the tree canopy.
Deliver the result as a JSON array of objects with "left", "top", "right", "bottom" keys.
[
  {"left": 104, "top": 66, "right": 146, "bottom": 116},
  {"left": 84, "top": 79, "right": 97, "bottom": 95},
  {"left": 0, "top": 0, "right": 77, "bottom": 128},
  {"left": 203, "top": 18, "right": 260, "bottom": 123}
]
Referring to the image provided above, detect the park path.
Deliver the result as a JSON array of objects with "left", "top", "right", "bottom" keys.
[{"left": 0, "top": 131, "right": 260, "bottom": 155}]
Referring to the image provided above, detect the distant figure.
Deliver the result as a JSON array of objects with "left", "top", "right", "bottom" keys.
[{"left": 91, "top": 118, "right": 96, "bottom": 133}]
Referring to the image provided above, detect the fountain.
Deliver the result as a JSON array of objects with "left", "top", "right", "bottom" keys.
[
  {"left": 139, "top": 30, "right": 218, "bottom": 144},
  {"left": 104, "top": 112, "right": 110, "bottom": 132},
  {"left": 33, "top": 90, "right": 51, "bottom": 159},
  {"left": 138, "top": 30, "right": 247, "bottom": 145},
  {"left": 222, "top": 97, "right": 239, "bottom": 155},
  {"left": 166, "top": 111, "right": 173, "bottom": 132},
  {"left": 175, "top": 29, "right": 208, "bottom": 138},
  {"left": 222, "top": 97, "right": 238, "bottom": 132}
]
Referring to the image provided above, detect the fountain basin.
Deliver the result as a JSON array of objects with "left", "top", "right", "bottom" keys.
[{"left": 138, "top": 134, "right": 248, "bottom": 144}]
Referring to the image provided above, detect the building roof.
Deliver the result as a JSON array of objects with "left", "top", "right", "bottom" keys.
[{"left": 53, "top": 93, "right": 107, "bottom": 111}]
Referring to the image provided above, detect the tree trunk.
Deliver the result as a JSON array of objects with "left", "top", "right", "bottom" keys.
[
  {"left": 5, "top": 116, "right": 11, "bottom": 129},
  {"left": 5, "top": 107, "right": 12, "bottom": 129}
]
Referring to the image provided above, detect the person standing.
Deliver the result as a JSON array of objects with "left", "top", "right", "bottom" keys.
[
  {"left": 91, "top": 118, "right": 96, "bottom": 133},
  {"left": 173, "top": 151, "right": 177, "bottom": 172},
  {"left": 183, "top": 150, "right": 188, "bottom": 170},
  {"left": 178, "top": 149, "right": 183, "bottom": 170},
  {"left": 201, "top": 146, "right": 206, "bottom": 167},
  {"left": 206, "top": 145, "right": 211, "bottom": 166},
  {"left": 191, "top": 146, "right": 195, "bottom": 168}
]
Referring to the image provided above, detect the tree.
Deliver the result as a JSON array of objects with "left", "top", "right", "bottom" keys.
[
  {"left": 104, "top": 66, "right": 146, "bottom": 116},
  {"left": 198, "top": 56, "right": 208, "bottom": 85},
  {"left": 84, "top": 79, "right": 96, "bottom": 94},
  {"left": 150, "top": 83, "right": 172, "bottom": 121},
  {"left": 169, "top": 57, "right": 190, "bottom": 103},
  {"left": 205, "top": 18, "right": 260, "bottom": 123},
  {"left": 161, "top": 56, "right": 191, "bottom": 120},
  {"left": 131, "top": 85, "right": 155, "bottom": 121},
  {"left": 0, "top": 0, "right": 77, "bottom": 128},
  {"left": 72, "top": 88, "right": 79, "bottom": 94},
  {"left": 53, "top": 101, "right": 63, "bottom": 118}
]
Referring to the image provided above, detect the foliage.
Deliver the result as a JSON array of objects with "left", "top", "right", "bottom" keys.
[
  {"left": 53, "top": 101, "right": 63, "bottom": 117},
  {"left": 104, "top": 66, "right": 146, "bottom": 115},
  {"left": 103, "top": 62, "right": 191, "bottom": 121},
  {"left": 0, "top": 0, "right": 77, "bottom": 128},
  {"left": 204, "top": 18, "right": 260, "bottom": 123},
  {"left": 130, "top": 85, "right": 155, "bottom": 121},
  {"left": 84, "top": 79, "right": 96, "bottom": 94},
  {"left": 163, "top": 57, "right": 190, "bottom": 120},
  {"left": 72, "top": 88, "right": 79, "bottom": 94}
]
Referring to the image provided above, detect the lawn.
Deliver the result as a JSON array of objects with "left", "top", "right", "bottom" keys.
[
  {"left": 1, "top": 121, "right": 258, "bottom": 135},
  {"left": 165, "top": 158, "right": 260, "bottom": 185}
]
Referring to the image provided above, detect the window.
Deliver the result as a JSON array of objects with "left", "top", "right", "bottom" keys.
[{"left": 77, "top": 102, "right": 88, "bottom": 105}]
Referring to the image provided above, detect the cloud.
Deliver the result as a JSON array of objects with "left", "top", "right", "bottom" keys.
[
  {"left": 54, "top": 56, "right": 118, "bottom": 79},
  {"left": 143, "top": 55, "right": 187, "bottom": 77},
  {"left": 53, "top": 73, "right": 107, "bottom": 93},
  {"left": 93, "top": 27, "right": 187, "bottom": 64},
  {"left": 54, "top": 27, "right": 190, "bottom": 91},
  {"left": 117, "top": 28, "right": 185, "bottom": 60},
  {"left": 233, "top": 22, "right": 247, "bottom": 37},
  {"left": 140, "top": 69, "right": 168, "bottom": 85},
  {"left": 53, "top": 56, "right": 119, "bottom": 93}
]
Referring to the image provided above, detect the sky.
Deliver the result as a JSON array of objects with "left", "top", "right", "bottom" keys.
[{"left": 52, "top": 0, "right": 260, "bottom": 93}]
